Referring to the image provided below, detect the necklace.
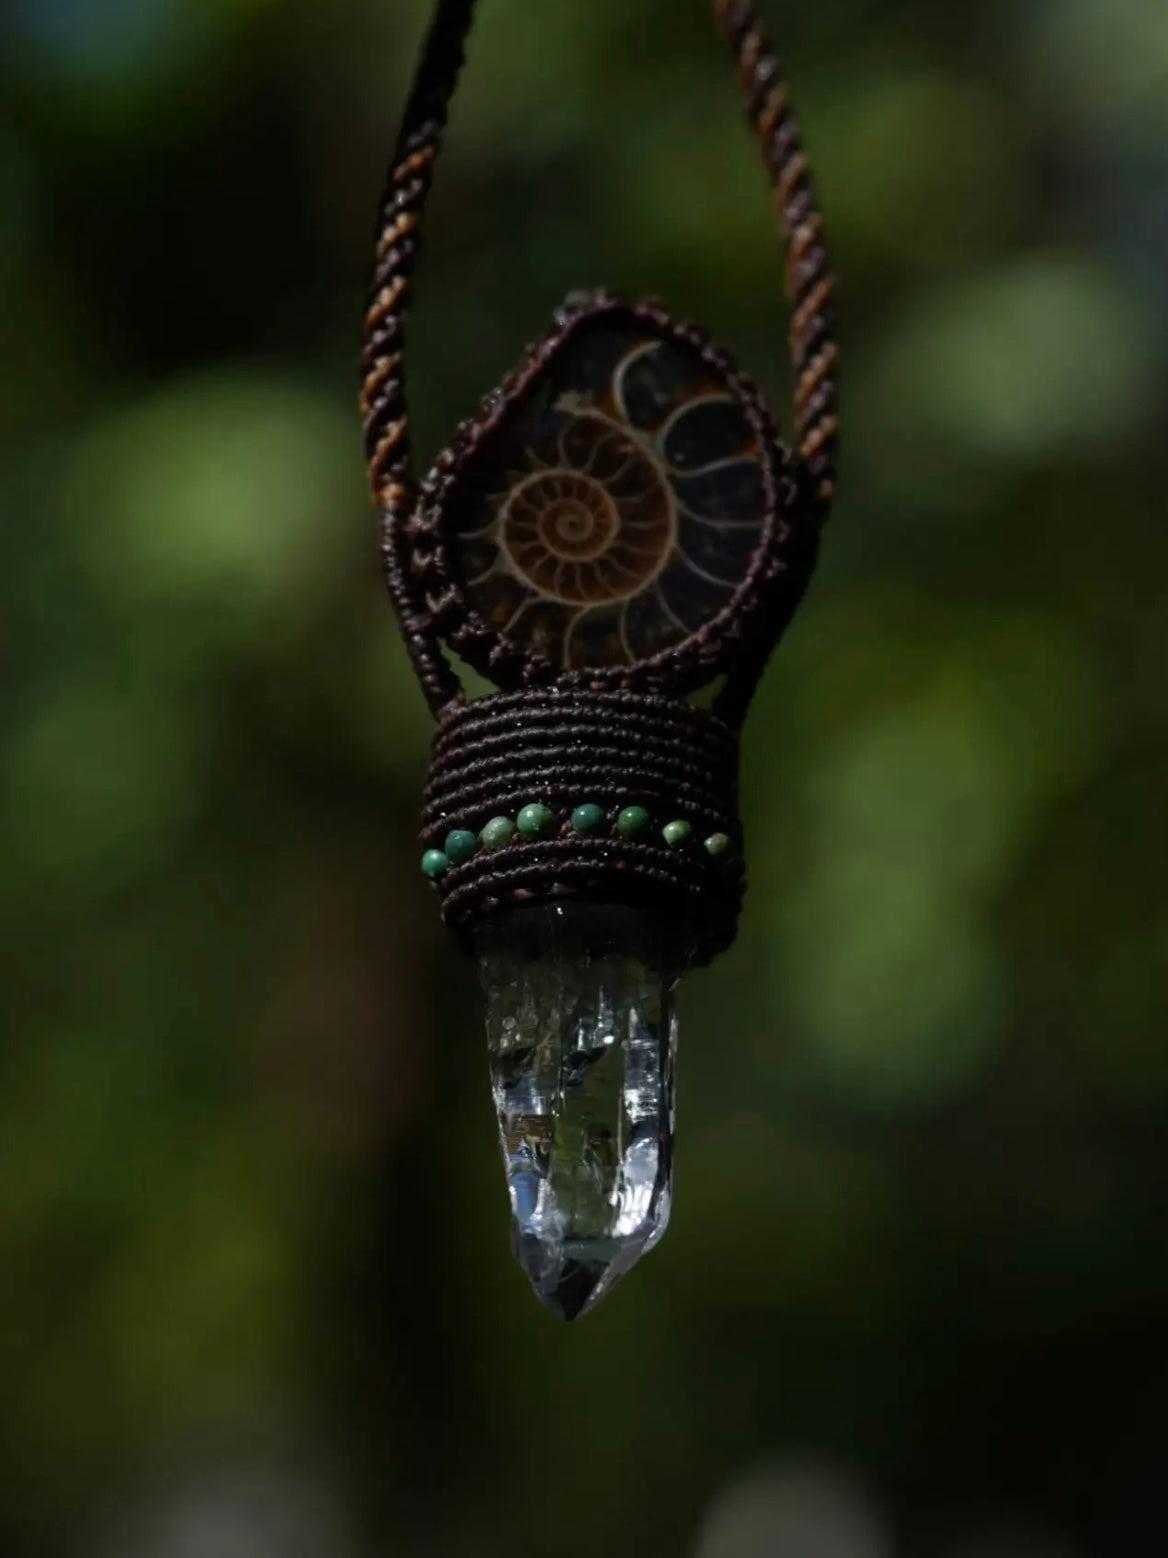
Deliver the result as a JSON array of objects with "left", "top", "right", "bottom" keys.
[{"left": 360, "top": 0, "right": 838, "bottom": 1320}]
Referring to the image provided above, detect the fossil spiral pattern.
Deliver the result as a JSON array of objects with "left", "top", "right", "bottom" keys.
[{"left": 450, "top": 323, "right": 768, "bottom": 670}]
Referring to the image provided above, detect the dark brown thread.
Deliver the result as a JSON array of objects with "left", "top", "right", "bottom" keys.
[{"left": 423, "top": 690, "right": 744, "bottom": 967}]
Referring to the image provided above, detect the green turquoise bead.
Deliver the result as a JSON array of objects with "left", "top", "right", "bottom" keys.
[
  {"left": 704, "top": 832, "right": 733, "bottom": 859},
  {"left": 517, "top": 803, "right": 556, "bottom": 838},
  {"left": 570, "top": 803, "right": 606, "bottom": 835},
  {"left": 617, "top": 805, "right": 651, "bottom": 838},
  {"left": 444, "top": 829, "right": 478, "bottom": 865},
  {"left": 662, "top": 819, "right": 693, "bottom": 848},
  {"left": 480, "top": 816, "right": 515, "bottom": 851},
  {"left": 421, "top": 849, "right": 450, "bottom": 879}
]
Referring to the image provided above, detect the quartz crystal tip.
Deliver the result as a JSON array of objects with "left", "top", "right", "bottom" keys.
[
  {"left": 514, "top": 1243, "right": 629, "bottom": 1323},
  {"left": 477, "top": 903, "right": 679, "bottom": 1320}
]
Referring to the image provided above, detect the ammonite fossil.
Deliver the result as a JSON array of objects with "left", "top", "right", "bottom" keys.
[
  {"left": 447, "top": 311, "right": 778, "bottom": 673},
  {"left": 359, "top": 0, "right": 840, "bottom": 1319}
]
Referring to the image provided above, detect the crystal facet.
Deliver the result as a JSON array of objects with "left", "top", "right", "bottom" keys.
[{"left": 477, "top": 903, "right": 679, "bottom": 1320}]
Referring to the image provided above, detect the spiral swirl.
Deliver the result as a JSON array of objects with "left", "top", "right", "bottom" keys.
[
  {"left": 451, "top": 319, "right": 770, "bottom": 671},
  {"left": 496, "top": 414, "right": 673, "bottom": 608}
]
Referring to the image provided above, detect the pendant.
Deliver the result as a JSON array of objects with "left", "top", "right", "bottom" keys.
[{"left": 361, "top": 0, "right": 838, "bottom": 1317}]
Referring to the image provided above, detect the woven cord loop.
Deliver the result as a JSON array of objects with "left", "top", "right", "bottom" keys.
[{"left": 360, "top": 0, "right": 476, "bottom": 714}]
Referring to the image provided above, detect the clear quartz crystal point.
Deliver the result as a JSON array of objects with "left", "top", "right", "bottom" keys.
[{"left": 476, "top": 902, "right": 680, "bottom": 1321}]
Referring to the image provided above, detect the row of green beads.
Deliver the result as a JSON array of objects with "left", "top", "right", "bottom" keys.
[
  {"left": 571, "top": 804, "right": 733, "bottom": 859},
  {"left": 421, "top": 804, "right": 734, "bottom": 880}
]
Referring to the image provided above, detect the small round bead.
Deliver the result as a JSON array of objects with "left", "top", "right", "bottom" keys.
[
  {"left": 517, "top": 803, "right": 556, "bottom": 839},
  {"left": 571, "top": 803, "right": 606, "bottom": 835},
  {"left": 480, "top": 816, "right": 515, "bottom": 852},
  {"left": 444, "top": 829, "right": 478, "bottom": 865},
  {"left": 662, "top": 819, "right": 693, "bottom": 848},
  {"left": 421, "top": 849, "right": 450, "bottom": 879},
  {"left": 704, "top": 832, "right": 733, "bottom": 859},
  {"left": 617, "top": 805, "right": 651, "bottom": 838}
]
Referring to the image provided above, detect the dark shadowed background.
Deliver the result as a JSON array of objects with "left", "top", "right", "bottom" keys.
[{"left": 2, "top": 1, "right": 1166, "bottom": 1554}]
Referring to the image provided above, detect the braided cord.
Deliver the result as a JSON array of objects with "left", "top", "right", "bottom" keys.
[
  {"left": 714, "top": 0, "right": 839, "bottom": 511},
  {"left": 360, "top": 0, "right": 477, "bottom": 713}
]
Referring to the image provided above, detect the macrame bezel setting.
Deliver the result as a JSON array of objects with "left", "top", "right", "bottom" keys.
[
  {"left": 420, "top": 685, "right": 746, "bottom": 970},
  {"left": 412, "top": 291, "right": 807, "bottom": 695}
]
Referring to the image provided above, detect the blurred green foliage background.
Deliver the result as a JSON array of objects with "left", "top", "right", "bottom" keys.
[{"left": 2, "top": 0, "right": 1167, "bottom": 1554}]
